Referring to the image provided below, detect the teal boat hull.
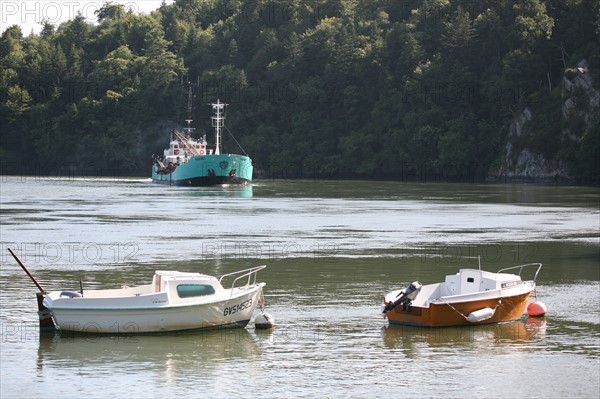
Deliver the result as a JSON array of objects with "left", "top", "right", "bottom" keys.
[{"left": 152, "top": 154, "right": 253, "bottom": 186}]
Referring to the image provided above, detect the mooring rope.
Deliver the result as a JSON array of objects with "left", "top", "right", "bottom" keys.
[
  {"left": 223, "top": 124, "right": 249, "bottom": 156},
  {"left": 443, "top": 298, "right": 503, "bottom": 320}
]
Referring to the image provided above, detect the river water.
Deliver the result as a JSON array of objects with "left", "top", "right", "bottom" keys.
[{"left": 1, "top": 177, "right": 598, "bottom": 398}]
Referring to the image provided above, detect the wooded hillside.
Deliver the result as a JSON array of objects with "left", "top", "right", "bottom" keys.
[{"left": 1, "top": 0, "right": 599, "bottom": 182}]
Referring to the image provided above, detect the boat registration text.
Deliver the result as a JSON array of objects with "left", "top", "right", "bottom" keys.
[{"left": 224, "top": 299, "right": 253, "bottom": 316}]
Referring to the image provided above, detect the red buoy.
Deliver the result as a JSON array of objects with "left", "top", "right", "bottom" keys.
[{"left": 527, "top": 301, "right": 547, "bottom": 317}]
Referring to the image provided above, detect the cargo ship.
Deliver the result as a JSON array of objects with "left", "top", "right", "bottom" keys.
[{"left": 152, "top": 91, "right": 252, "bottom": 186}]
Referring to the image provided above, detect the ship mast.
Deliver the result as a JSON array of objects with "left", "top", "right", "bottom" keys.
[
  {"left": 184, "top": 84, "right": 195, "bottom": 137},
  {"left": 211, "top": 99, "right": 226, "bottom": 156}
]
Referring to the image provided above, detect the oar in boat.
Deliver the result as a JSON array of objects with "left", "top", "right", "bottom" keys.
[{"left": 7, "top": 247, "right": 46, "bottom": 293}]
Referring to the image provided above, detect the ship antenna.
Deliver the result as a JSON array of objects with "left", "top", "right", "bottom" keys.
[{"left": 211, "top": 99, "right": 226, "bottom": 156}]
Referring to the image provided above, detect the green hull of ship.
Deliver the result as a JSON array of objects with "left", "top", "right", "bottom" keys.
[{"left": 152, "top": 154, "right": 253, "bottom": 186}]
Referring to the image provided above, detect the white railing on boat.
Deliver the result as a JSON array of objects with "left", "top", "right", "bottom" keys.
[
  {"left": 497, "top": 263, "right": 543, "bottom": 282},
  {"left": 218, "top": 265, "right": 266, "bottom": 295}
]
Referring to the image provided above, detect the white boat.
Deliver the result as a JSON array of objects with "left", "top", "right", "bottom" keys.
[{"left": 42, "top": 266, "right": 266, "bottom": 333}]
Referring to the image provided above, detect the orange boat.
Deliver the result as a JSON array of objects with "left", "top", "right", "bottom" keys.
[{"left": 382, "top": 262, "right": 542, "bottom": 327}]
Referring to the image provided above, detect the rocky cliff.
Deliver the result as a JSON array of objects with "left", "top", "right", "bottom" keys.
[{"left": 494, "top": 60, "right": 600, "bottom": 183}]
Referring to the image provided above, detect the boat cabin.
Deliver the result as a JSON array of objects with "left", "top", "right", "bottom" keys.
[
  {"left": 409, "top": 268, "right": 525, "bottom": 307},
  {"left": 152, "top": 271, "right": 225, "bottom": 304},
  {"left": 443, "top": 269, "right": 523, "bottom": 295},
  {"left": 163, "top": 132, "right": 212, "bottom": 164}
]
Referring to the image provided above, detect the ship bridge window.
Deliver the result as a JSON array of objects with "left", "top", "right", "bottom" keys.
[{"left": 177, "top": 284, "right": 216, "bottom": 298}]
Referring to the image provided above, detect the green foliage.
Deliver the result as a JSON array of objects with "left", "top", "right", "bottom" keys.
[{"left": 0, "top": 0, "right": 598, "bottom": 182}]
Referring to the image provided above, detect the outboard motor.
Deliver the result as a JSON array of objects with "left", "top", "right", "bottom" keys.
[{"left": 383, "top": 281, "right": 422, "bottom": 313}]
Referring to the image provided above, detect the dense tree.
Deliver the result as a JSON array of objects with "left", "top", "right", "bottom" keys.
[{"left": 0, "top": 0, "right": 598, "bottom": 182}]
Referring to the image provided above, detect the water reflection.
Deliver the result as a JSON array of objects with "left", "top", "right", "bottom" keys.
[
  {"left": 381, "top": 318, "right": 547, "bottom": 353},
  {"left": 182, "top": 184, "right": 253, "bottom": 198},
  {"left": 37, "top": 328, "right": 261, "bottom": 375}
]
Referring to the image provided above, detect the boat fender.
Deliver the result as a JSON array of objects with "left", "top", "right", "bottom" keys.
[
  {"left": 60, "top": 291, "right": 82, "bottom": 298},
  {"left": 467, "top": 307, "right": 495, "bottom": 323},
  {"left": 527, "top": 301, "right": 547, "bottom": 317},
  {"left": 255, "top": 312, "right": 275, "bottom": 329}
]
